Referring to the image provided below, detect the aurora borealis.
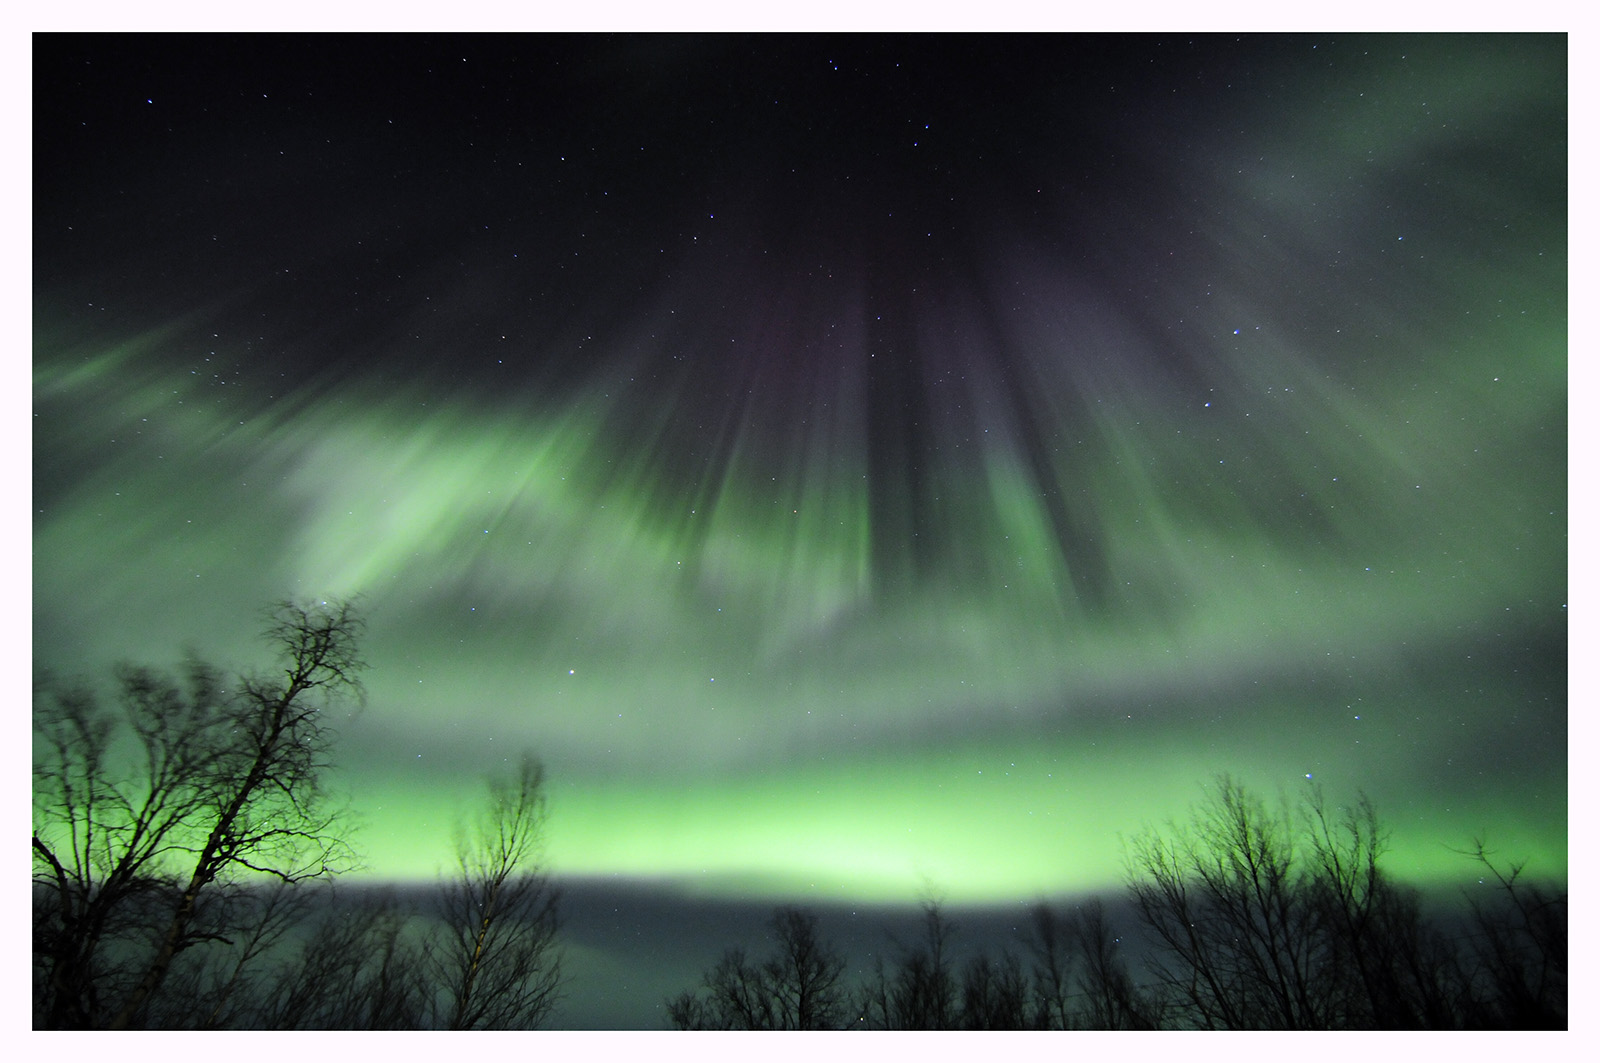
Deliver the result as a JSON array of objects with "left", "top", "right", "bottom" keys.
[{"left": 33, "top": 31, "right": 1566, "bottom": 1024}]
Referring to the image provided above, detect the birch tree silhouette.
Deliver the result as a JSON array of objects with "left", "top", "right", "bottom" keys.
[
  {"left": 33, "top": 599, "right": 365, "bottom": 1029},
  {"left": 423, "top": 754, "right": 562, "bottom": 1029}
]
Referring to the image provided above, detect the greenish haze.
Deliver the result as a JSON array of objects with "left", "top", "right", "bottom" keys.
[{"left": 33, "top": 34, "right": 1565, "bottom": 909}]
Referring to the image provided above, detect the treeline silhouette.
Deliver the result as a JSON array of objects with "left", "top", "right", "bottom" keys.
[{"left": 667, "top": 777, "right": 1566, "bottom": 1031}]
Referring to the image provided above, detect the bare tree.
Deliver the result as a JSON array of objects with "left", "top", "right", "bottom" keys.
[
  {"left": 1458, "top": 841, "right": 1566, "bottom": 1029},
  {"left": 138, "top": 877, "right": 316, "bottom": 1029},
  {"left": 667, "top": 906, "right": 848, "bottom": 1030},
  {"left": 262, "top": 885, "right": 427, "bottom": 1030},
  {"left": 762, "top": 906, "right": 849, "bottom": 1029},
  {"left": 424, "top": 754, "right": 562, "bottom": 1030},
  {"left": 1299, "top": 788, "right": 1391, "bottom": 1025},
  {"left": 895, "top": 896, "right": 959, "bottom": 1028},
  {"left": 852, "top": 896, "right": 960, "bottom": 1029},
  {"left": 849, "top": 953, "right": 893, "bottom": 1030},
  {"left": 1025, "top": 901, "right": 1074, "bottom": 1029},
  {"left": 664, "top": 986, "right": 712, "bottom": 1030},
  {"left": 667, "top": 947, "right": 773, "bottom": 1029},
  {"left": 959, "top": 949, "right": 1031, "bottom": 1029},
  {"left": 32, "top": 599, "right": 365, "bottom": 1029},
  {"left": 1069, "top": 898, "right": 1162, "bottom": 1029},
  {"left": 1123, "top": 775, "right": 1502, "bottom": 1030},
  {"left": 1299, "top": 787, "right": 1470, "bottom": 1028},
  {"left": 1126, "top": 775, "right": 1331, "bottom": 1029}
]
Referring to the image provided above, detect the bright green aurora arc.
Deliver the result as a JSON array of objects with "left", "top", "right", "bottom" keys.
[{"left": 33, "top": 33, "right": 1565, "bottom": 917}]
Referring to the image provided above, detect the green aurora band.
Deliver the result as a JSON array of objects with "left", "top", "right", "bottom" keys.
[
  {"left": 33, "top": 298, "right": 1566, "bottom": 901},
  {"left": 32, "top": 34, "right": 1566, "bottom": 905}
]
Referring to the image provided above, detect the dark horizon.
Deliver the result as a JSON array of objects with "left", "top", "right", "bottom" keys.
[{"left": 253, "top": 856, "right": 1562, "bottom": 1029}]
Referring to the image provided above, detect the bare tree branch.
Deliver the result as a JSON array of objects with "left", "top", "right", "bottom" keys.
[
  {"left": 33, "top": 599, "right": 366, "bottom": 1029},
  {"left": 424, "top": 754, "right": 563, "bottom": 1030}
]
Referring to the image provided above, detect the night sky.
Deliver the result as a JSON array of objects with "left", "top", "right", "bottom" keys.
[{"left": 32, "top": 31, "right": 1567, "bottom": 1026}]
